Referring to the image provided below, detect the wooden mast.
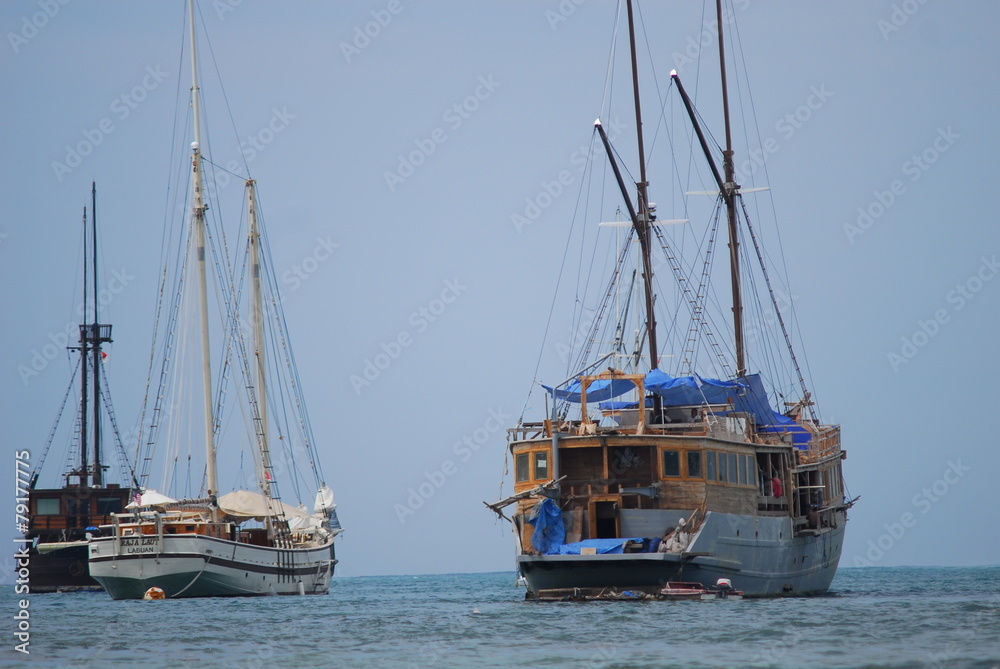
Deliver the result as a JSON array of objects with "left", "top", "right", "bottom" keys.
[
  {"left": 79, "top": 207, "right": 89, "bottom": 487},
  {"left": 91, "top": 182, "right": 103, "bottom": 487},
  {"left": 188, "top": 0, "right": 219, "bottom": 501},
  {"left": 625, "top": 0, "right": 658, "bottom": 371},
  {"left": 715, "top": 0, "right": 746, "bottom": 377}
]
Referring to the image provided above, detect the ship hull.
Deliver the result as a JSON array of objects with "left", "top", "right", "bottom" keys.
[
  {"left": 518, "top": 512, "right": 844, "bottom": 598},
  {"left": 88, "top": 534, "right": 335, "bottom": 600},
  {"left": 26, "top": 543, "right": 102, "bottom": 593}
]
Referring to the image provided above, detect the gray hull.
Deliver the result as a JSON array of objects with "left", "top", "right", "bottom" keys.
[
  {"left": 518, "top": 511, "right": 845, "bottom": 597},
  {"left": 89, "top": 534, "right": 335, "bottom": 599}
]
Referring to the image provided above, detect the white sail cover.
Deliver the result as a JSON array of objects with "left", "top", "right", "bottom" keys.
[
  {"left": 314, "top": 484, "right": 335, "bottom": 513},
  {"left": 217, "top": 490, "right": 310, "bottom": 521}
]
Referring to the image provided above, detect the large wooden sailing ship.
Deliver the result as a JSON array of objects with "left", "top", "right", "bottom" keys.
[
  {"left": 489, "top": 0, "right": 854, "bottom": 598},
  {"left": 88, "top": 0, "right": 340, "bottom": 599},
  {"left": 23, "top": 184, "right": 136, "bottom": 593}
]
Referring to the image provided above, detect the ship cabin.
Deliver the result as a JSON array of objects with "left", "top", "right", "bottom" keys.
[
  {"left": 29, "top": 482, "right": 131, "bottom": 540},
  {"left": 508, "top": 370, "right": 846, "bottom": 554}
]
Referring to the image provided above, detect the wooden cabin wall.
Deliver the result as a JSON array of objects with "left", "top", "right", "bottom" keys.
[{"left": 560, "top": 446, "right": 604, "bottom": 484}]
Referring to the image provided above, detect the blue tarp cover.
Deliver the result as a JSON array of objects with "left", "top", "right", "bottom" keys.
[
  {"left": 555, "top": 538, "right": 645, "bottom": 555},
  {"left": 526, "top": 498, "right": 565, "bottom": 554},
  {"left": 542, "top": 378, "right": 636, "bottom": 404},
  {"left": 556, "top": 370, "right": 812, "bottom": 448}
]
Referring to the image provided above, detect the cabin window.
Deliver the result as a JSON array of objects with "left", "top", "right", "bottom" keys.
[
  {"left": 687, "top": 451, "right": 703, "bottom": 478},
  {"left": 718, "top": 452, "right": 728, "bottom": 482},
  {"left": 515, "top": 453, "right": 530, "bottom": 483},
  {"left": 534, "top": 452, "right": 549, "bottom": 480},
  {"left": 728, "top": 453, "right": 738, "bottom": 484},
  {"left": 662, "top": 450, "right": 681, "bottom": 477},
  {"left": 706, "top": 451, "right": 716, "bottom": 481},
  {"left": 36, "top": 498, "right": 60, "bottom": 515},
  {"left": 97, "top": 497, "right": 122, "bottom": 515},
  {"left": 738, "top": 455, "right": 748, "bottom": 486}
]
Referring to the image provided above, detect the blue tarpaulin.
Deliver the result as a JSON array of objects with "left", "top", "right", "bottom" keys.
[
  {"left": 558, "top": 369, "right": 813, "bottom": 448},
  {"left": 542, "top": 378, "right": 636, "bottom": 404},
  {"left": 526, "top": 498, "right": 565, "bottom": 554},
  {"left": 555, "top": 538, "right": 646, "bottom": 555}
]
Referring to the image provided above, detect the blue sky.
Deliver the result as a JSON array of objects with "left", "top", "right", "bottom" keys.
[{"left": 1, "top": 1, "right": 997, "bottom": 578}]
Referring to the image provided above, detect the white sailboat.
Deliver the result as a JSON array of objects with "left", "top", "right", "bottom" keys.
[{"left": 88, "top": 0, "right": 340, "bottom": 599}]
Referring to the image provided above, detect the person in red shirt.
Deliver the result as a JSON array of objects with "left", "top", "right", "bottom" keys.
[{"left": 771, "top": 474, "right": 783, "bottom": 498}]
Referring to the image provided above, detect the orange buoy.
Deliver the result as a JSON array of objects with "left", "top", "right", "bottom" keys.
[{"left": 143, "top": 587, "right": 165, "bottom": 600}]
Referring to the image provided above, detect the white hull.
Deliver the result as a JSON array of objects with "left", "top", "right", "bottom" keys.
[{"left": 88, "top": 533, "right": 335, "bottom": 600}]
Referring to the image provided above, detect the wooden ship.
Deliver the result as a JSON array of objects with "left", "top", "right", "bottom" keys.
[
  {"left": 488, "top": 0, "right": 854, "bottom": 599},
  {"left": 23, "top": 183, "right": 136, "bottom": 593}
]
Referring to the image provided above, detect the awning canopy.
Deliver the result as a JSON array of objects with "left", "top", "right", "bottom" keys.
[{"left": 125, "top": 489, "right": 178, "bottom": 509}]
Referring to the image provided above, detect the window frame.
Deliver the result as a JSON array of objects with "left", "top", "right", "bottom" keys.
[
  {"left": 533, "top": 451, "right": 549, "bottom": 481},
  {"left": 662, "top": 450, "right": 681, "bottom": 478},
  {"left": 36, "top": 498, "right": 60, "bottom": 515},
  {"left": 515, "top": 453, "right": 530, "bottom": 483},
  {"left": 686, "top": 451, "right": 703, "bottom": 479}
]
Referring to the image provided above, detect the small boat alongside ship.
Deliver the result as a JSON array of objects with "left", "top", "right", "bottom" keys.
[
  {"left": 87, "top": 0, "right": 341, "bottom": 599},
  {"left": 536, "top": 579, "right": 743, "bottom": 602},
  {"left": 488, "top": 0, "right": 854, "bottom": 599}
]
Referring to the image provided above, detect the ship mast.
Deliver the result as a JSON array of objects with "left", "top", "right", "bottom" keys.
[
  {"left": 669, "top": 0, "right": 747, "bottom": 379},
  {"left": 246, "top": 180, "right": 273, "bottom": 499},
  {"left": 188, "top": 0, "right": 219, "bottom": 500},
  {"left": 594, "top": 0, "right": 659, "bottom": 373},
  {"left": 716, "top": 0, "right": 745, "bottom": 377},
  {"left": 625, "top": 0, "right": 658, "bottom": 371},
  {"left": 91, "top": 182, "right": 103, "bottom": 487},
  {"left": 79, "top": 207, "right": 89, "bottom": 487}
]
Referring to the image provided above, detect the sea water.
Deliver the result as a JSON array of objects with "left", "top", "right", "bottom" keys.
[{"left": 3, "top": 566, "right": 999, "bottom": 668}]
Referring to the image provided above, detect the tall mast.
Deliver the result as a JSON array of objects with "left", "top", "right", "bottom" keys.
[
  {"left": 79, "top": 207, "right": 89, "bottom": 487},
  {"left": 716, "top": 0, "right": 746, "bottom": 377},
  {"left": 91, "top": 182, "right": 103, "bottom": 487},
  {"left": 625, "top": 0, "right": 658, "bottom": 370},
  {"left": 246, "top": 180, "right": 273, "bottom": 498},
  {"left": 188, "top": 0, "right": 219, "bottom": 499}
]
